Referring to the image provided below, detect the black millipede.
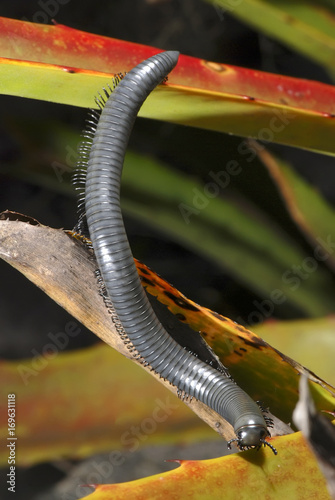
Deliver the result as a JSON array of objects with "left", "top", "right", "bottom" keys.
[{"left": 75, "top": 50, "right": 277, "bottom": 454}]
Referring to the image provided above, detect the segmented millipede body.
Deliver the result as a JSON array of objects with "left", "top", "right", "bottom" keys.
[{"left": 79, "top": 50, "right": 277, "bottom": 454}]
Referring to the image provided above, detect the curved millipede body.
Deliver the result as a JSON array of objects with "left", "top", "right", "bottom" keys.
[{"left": 81, "top": 50, "right": 277, "bottom": 454}]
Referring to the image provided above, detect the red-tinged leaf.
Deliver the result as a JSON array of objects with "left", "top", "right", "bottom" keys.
[
  {"left": 1, "top": 18, "right": 335, "bottom": 154},
  {"left": 0, "top": 16, "right": 334, "bottom": 109},
  {"left": 82, "top": 431, "right": 330, "bottom": 500},
  {"left": 0, "top": 343, "right": 210, "bottom": 467}
]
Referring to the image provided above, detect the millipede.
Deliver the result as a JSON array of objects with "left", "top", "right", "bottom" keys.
[{"left": 74, "top": 50, "right": 277, "bottom": 454}]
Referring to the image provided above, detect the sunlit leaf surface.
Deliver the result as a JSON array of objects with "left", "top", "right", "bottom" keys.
[{"left": 82, "top": 432, "right": 330, "bottom": 500}]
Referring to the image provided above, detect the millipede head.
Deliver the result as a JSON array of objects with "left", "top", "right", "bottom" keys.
[
  {"left": 228, "top": 424, "right": 277, "bottom": 455},
  {"left": 227, "top": 435, "right": 277, "bottom": 455}
]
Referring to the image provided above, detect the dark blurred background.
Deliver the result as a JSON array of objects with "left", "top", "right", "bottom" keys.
[{"left": 0, "top": 1, "right": 334, "bottom": 498}]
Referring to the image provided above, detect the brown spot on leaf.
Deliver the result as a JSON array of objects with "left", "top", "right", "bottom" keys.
[
  {"left": 163, "top": 291, "right": 199, "bottom": 311},
  {"left": 238, "top": 335, "right": 267, "bottom": 349},
  {"left": 321, "top": 112, "right": 335, "bottom": 118},
  {"left": 234, "top": 324, "right": 247, "bottom": 333},
  {"left": 62, "top": 67, "right": 77, "bottom": 73},
  {"left": 209, "top": 310, "right": 228, "bottom": 322},
  {"left": 284, "top": 14, "right": 296, "bottom": 24},
  {"left": 140, "top": 276, "right": 155, "bottom": 287},
  {"left": 138, "top": 265, "right": 150, "bottom": 275}
]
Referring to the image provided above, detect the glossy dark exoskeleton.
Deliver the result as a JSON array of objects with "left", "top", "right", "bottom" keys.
[{"left": 77, "top": 51, "right": 277, "bottom": 454}]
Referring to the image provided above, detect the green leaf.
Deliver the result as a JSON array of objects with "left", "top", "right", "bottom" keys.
[
  {"left": 253, "top": 142, "right": 335, "bottom": 273},
  {"left": 254, "top": 316, "right": 335, "bottom": 386},
  {"left": 122, "top": 151, "right": 335, "bottom": 317},
  {"left": 206, "top": 0, "right": 335, "bottom": 79}
]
